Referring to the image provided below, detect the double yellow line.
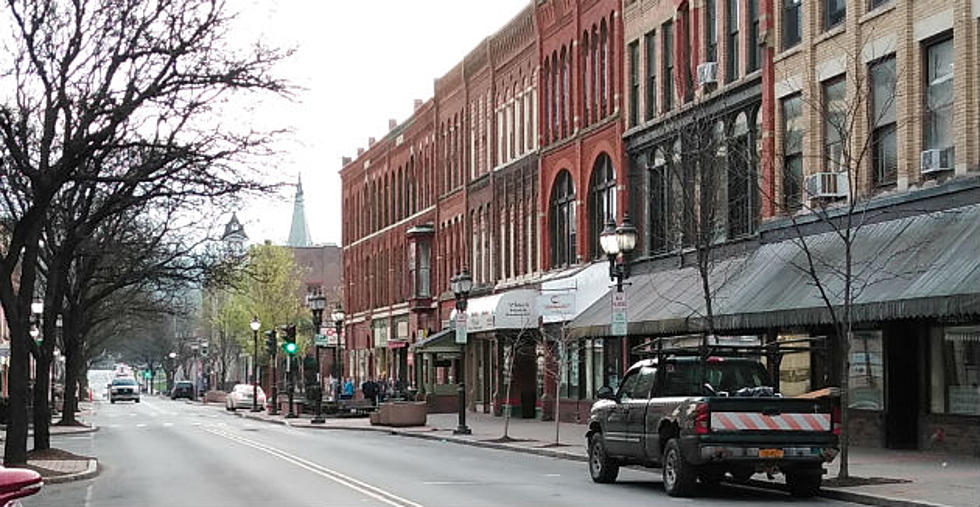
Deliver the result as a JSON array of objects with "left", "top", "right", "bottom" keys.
[{"left": 202, "top": 426, "right": 423, "bottom": 507}]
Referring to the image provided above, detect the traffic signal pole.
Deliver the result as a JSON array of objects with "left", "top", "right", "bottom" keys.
[{"left": 285, "top": 354, "right": 296, "bottom": 418}]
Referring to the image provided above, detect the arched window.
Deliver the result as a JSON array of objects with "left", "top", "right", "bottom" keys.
[
  {"left": 551, "top": 50, "right": 559, "bottom": 142},
  {"left": 559, "top": 47, "right": 567, "bottom": 139},
  {"left": 549, "top": 170, "right": 576, "bottom": 267},
  {"left": 542, "top": 58, "right": 551, "bottom": 144},
  {"left": 600, "top": 19, "right": 608, "bottom": 117},
  {"left": 588, "top": 153, "right": 617, "bottom": 259},
  {"left": 582, "top": 30, "right": 591, "bottom": 125},
  {"left": 591, "top": 25, "right": 599, "bottom": 123}
]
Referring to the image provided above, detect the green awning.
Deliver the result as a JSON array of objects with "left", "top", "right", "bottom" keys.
[
  {"left": 411, "top": 328, "right": 459, "bottom": 354},
  {"left": 569, "top": 204, "right": 980, "bottom": 339}
]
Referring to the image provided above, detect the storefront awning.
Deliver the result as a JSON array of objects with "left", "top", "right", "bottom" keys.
[
  {"left": 539, "top": 262, "right": 612, "bottom": 324},
  {"left": 466, "top": 289, "right": 538, "bottom": 333},
  {"left": 411, "top": 328, "right": 458, "bottom": 353},
  {"left": 569, "top": 204, "right": 980, "bottom": 339}
]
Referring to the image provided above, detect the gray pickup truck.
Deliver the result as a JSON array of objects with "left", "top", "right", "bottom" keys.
[{"left": 586, "top": 356, "right": 839, "bottom": 497}]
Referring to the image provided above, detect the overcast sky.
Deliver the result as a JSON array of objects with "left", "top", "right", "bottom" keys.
[{"left": 235, "top": 0, "right": 531, "bottom": 247}]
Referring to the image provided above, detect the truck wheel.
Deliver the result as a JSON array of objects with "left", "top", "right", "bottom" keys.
[
  {"left": 588, "top": 434, "right": 620, "bottom": 483},
  {"left": 729, "top": 469, "right": 754, "bottom": 484},
  {"left": 786, "top": 470, "right": 822, "bottom": 497},
  {"left": 110, "top": 399, "right": 116, "bottom": 404},
  {"left": 662, "top": 438, "right": 697, "bottom": 497}
]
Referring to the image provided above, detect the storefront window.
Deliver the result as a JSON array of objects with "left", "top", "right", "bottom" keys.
[
  {"left": 560, "top": 340, "right": 582, "bottom": 399},
  {"left": 930, "top": 326, "right": 980, "bottom": 415},
  {"left": 849, "top": 331, "right": 884, "bottom": 410},
  {"left": 604, "top": 338, "right": 622, "bottom": 391}
]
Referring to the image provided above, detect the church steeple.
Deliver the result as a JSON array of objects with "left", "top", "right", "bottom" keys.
[{"left": 287, "top": 174, "right": 312, "bottom": 247}]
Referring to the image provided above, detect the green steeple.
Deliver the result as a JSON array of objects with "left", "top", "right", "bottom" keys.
[{"left": 287, "top": 174, "right": 312, "bottom": 247}]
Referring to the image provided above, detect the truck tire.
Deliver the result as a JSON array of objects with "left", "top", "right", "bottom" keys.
[
  {"left": 786, "top": 470, "right": 822, "bottom": 497},
  {"left": 588, "top": 434, "right": 620, "bottom": 483},
  {"left": 662, "top": 438, "right": 697, "bottom": 497}
]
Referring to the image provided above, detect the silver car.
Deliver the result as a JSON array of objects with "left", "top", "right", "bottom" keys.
[
  {"left": 225, "top": 384, "right": 266, "bottom": 411},
  {"left": 109, "top": 377, "right": 140, "bottom": 403}
]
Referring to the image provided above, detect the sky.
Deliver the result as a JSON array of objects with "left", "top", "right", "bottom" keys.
[{"left": 234, "top": 0, "right": 532, "bottom": 247}]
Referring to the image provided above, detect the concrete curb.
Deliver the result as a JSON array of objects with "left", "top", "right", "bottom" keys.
[
  {"left": 227, "top": 410, "right": 943, "bottom": 507},
  {"left": 741, "top": 479, "right": 953, "bottom": 507},
  {"left": 41, "top": 458, "right": 99, "bottom": 485}
]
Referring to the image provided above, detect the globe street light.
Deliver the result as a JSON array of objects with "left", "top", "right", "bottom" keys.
[
  {"left": 330, "top": 304, "right": 345, "bottom": 401},
  {"left": 250, "top": 316, "right": 261, "bottom": 412},
  {"left": 308, "top": 293, "right": 326, "bottom": 424},
  {"left": 601, "top": 214, "right": 639, "bottom": 292},
  {"left": 450, "top": 268, "right": 473, "bottom": 435}
]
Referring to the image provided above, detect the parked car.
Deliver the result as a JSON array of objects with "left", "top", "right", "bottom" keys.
[
  {"left": 109, "top": 377, "right": 140, "bottom": 404},
  {"left": 171, "top": 381, "right": 195, "bottom": 400},
  {"left": 586, "top": 356, "right": 839, "bottom": 498},
  {"left": 225, "top": 384, "right": 266, "bottom": 411}
]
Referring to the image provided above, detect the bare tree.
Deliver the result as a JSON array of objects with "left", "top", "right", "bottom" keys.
[{"left": 0, "top": 0, "right": 288, "bottom": 464}]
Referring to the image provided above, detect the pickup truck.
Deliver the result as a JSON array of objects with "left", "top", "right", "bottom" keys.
[{"left": 586, "top": 356, "right": 839, "bottom": 497}]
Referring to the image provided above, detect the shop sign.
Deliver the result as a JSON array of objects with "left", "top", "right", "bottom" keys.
[
  {"left": 538, "top": 292, "right": 575, "bottom": 319},
  {"left": 455, "top": 312, "right": 468, "bottom": 345}
]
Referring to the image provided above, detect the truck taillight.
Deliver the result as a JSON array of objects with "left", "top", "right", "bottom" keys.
[
  {"left": 831, "top": 405, "right": 841, "bottom": 436},
  {"left": 694, "top": 403, "right": 710, "bottom": 435}
]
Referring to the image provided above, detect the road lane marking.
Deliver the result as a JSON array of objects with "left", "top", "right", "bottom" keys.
[
  {"left": 201, "top": 426, "right": 422, "bottom": 507},
  {"left": 163, "top": 422, "right": 174, "bottom": 427},
  {"left": 422, "top": 481, "right": 480, "bottom": 485},
  {"left": 136, "top": 424, "right": 147, "bottom": 428}
]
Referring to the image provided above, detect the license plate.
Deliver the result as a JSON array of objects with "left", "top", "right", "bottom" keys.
[{"left": 759, "top": 448, "right": 784, "bottom": 458}]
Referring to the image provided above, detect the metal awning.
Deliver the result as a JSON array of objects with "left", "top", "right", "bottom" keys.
[
  {"left": 411, "top": 328, "right": 458, "bottom": 353},
  {"left": 569, "top": 204, "right": 980, "bottom": 339}
]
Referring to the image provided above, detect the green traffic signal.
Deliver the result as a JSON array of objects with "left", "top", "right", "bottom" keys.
[
  {"left": 143, "top": 371, "right": 151, "bottom": 379},
  {"left": 283, "top": 342, "right": 297, "bottom": 355}
]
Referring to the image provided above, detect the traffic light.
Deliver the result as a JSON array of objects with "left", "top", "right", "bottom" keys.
[
  {"left": 282, "top": 325, "right": 297, "bottom": 356},
  {"left": 265, "top": 330, "right": 277, "bottom": 356},
  {"left": 201, "top": 341, "right": 209, "bottom": 357}
]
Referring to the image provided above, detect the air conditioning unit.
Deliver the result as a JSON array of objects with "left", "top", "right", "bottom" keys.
[
  {"left": 805, "top": 171, "right": 849, "bottom": 199},
  {"left": 920, "top": 147, "right": 953, "bottom": 175},
  {"left": 697, "top": 62, "right": 718, "bottom": 87}
]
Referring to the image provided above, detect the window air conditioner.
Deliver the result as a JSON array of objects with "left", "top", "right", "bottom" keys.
[
  {"left": 697, "top": 62, "right": 718, "bottom": 87},
  {"left": 804, "top": 171, "right": 849, "bottom": 199},
  {"left": 920, "top": 148, "right": 953, "bottom": 175}
]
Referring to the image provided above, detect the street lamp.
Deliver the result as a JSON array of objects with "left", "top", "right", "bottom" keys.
[
  {"left": 330, "top": 304, "right": 345, "bottom": 401},
  {"left": 250, "top": 316, "right": 261, "bottom": 412},
  {"left": 308, "top": 293, "right": 326, "bottom": 424},
  {"left": 450, "top": 268, "right": 473, "bottom": 435},
  {"left": 601, "top": 213, "right": 639, "bottom": 292}
]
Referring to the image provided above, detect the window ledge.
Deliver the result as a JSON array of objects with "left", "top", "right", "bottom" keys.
[
  {"left": 814, "top": 25, "right": 846, "bottom": 46},
  {"left": 774, "top": 45, "right": 803, "bottom": 63},
  {"left": 859, "top": 3, "right": 896, "bottom": 24}
]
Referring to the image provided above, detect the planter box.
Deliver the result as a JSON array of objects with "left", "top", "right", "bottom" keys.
[{"left": 369, "top": 402, "right": 427, "bottom": 427}]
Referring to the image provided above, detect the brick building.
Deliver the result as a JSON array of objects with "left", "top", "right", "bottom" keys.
[{"left": 564, "top": 0, "right": 980, "bottom": 454}]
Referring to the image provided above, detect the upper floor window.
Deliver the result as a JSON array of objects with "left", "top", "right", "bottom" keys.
[
  {"left": 783, "top": 0, "right": 802, "bottom": 50},
  {"left": 726, "top": 0, "right": 740, "bottom": 83},
  {"left": 588, "top": 154, "right": 617, "bottom": 259},
  {"left": 869, "top": 0, "right": 891, "bottom": 10},
  {"left": 629, "top": 41, "right": 640, "bottom": 127},
  {"left": 549, "top": 170, "right": 576, "bottom": 267},
  {"left": 822, "top": 76, "right": 846, "bottom": 172},
  {"left": 824, "top": 0, "right": 845, "bottom": 30},
  {"left": 870, "top": 56, "right": 897, "bottom": 187},
  {"left": 648, "top": 148, "right": 672, "bottom": 254},
  {"left": 924, "top": 37, "right": 954, "bottom": 156},
  {"left": 662, "top": 22, "right": 674, "bottom": 111},
  {"left": 748, "top": 0, "right": 761, "bottom": 72},
  {"left": 644, "top": 31, "right": 656, "bottom": 120},
  {"left": 782, "top": 94, "right": 804, "bottom": 211},
  {"left": 705, "top": 0, "right": 718, "bottom": 63}
]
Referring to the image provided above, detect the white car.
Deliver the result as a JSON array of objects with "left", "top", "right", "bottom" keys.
[
  {"left": 109, "top": 377, "right": 140, "bottom": 404},
  {"left": 225, "top": 384, "right": 266, "bottom": 411}
]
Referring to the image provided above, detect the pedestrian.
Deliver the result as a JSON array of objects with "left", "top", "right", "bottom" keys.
[
  {"left": 342, "top": 377, "right": 354, "bottom": 400},
  {"left": 362, "top": 378, "right": 379, "bottom": 406}
]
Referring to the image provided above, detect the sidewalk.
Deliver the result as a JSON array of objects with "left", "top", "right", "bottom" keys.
[{"left": 230, "top": 405, "right": 979, "bottom": 507}]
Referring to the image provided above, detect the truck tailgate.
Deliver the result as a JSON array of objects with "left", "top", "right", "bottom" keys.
[{"left": 707, "top": 398, "right": 833, "bottom": 433}]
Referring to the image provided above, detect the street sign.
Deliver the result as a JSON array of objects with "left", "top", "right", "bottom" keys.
[
  {"left": 455, "top": 312, "right": 468, "bottom": 345},
  {"left": 611, "top": 292, "right": 627, "bottom": 337},
  {"left": 314, "top": 334, "right": 328, "bottom": 347}
]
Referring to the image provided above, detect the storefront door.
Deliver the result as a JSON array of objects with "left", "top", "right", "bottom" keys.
[{"left": 885, "top": 327, "right": 919, "bottom": 449}]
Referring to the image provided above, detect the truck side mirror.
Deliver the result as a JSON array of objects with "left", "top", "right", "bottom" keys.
[{"left": 596, "top": 386, "right": 615, "bottom": 400}]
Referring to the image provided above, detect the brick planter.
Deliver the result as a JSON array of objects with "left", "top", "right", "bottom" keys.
[{"left": 369, "top": 402, "right": 427, "bottom": 427}]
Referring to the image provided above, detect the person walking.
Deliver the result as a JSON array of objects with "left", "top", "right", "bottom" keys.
[{"left": 342, "top": 377, "right": 355, "bottom": 400}]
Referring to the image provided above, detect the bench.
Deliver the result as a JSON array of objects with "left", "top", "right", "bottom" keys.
[{"left": 322, "top": 399, "right": 376, "bottom": 417}]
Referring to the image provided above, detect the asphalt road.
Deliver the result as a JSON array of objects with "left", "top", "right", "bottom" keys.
[{"left": 30, "top": 397, "right": 855, "bottom": 506}]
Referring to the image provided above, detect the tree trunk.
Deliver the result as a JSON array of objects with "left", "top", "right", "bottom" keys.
[
  {"left": 32, "top": 353, "right": 52, "bottom": 451},
  {"left": 59, "top": 346, "right": 82, "bottom": 426},
  {"left": 4, "top": 326, "right": 30, "bottom": 465}
]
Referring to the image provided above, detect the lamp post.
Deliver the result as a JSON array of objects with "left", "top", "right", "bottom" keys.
[
  {"left": 250, "top": 316, "right": 261, "bottom": 412},
  {"left": 330, "top": 304, "right": 345, "bottom": 402},
  {"left": 308, "top": 293, "right": 326, "bottom": 424},
  {"left": 29, "top": 300, "right": 43, "bottom": 418},
  {"left": 52, "top": 314, "right": 62, "bottom": 414},
  {"left": 450, "top": 268, "right": 473, "bottom": 435},
  {"left": 599, "top": 213, "right": 639, "bottom": 292}
]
